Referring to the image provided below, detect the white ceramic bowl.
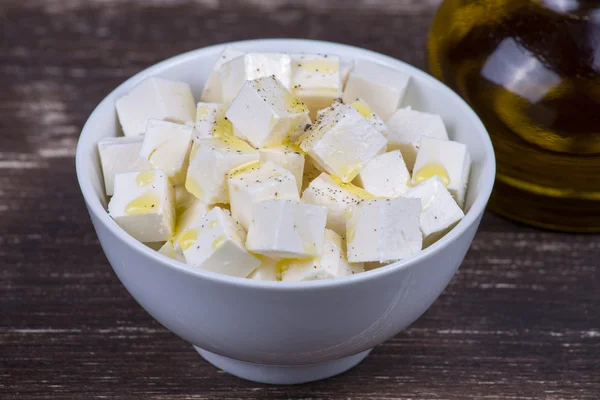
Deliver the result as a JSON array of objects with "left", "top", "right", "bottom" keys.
[{"left": 76, "top": 39, "right": 495, "bottom": 385}]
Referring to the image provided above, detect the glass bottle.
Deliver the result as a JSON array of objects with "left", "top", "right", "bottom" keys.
[{"left": 428, "top": 0, "right": 600, "bottom": 231}]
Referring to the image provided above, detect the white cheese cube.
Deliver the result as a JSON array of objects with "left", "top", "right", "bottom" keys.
[
  {"left": 280, "top": 229, "right": 364, "bottom": 282},
  {"left": 290, "top": 53, "right": 341, "bottom": 118},
  {"left": 245, "top": 199, "right": 328, "bottom": 259},
  {"left": 226, "top": 76, "right": 310, "bottom": 149},
  {"left": 97, "top": 136, "right": 151, "bottom": 196},
  {"left": 139, "top": 119, "right": 193, "bottom": 185},
  {"left": 354, "top": 150, "right": 410, "bottom": 198},
  {"left": 108, "top": 170, "right": 175, "bottom": 243},
  {"left": 259, "top": 145, "right": 305, "bottom": 192},
  {"left": 248, "top": 256, "right": 278, "bottom": 281},
  {"left": 220, "top": 52, "right": 292, "bottom": 103},
  {"left": 297, "top": 102, "right": 387, "bottom": 183},
  {"left": 228, "top": 161, "right": 300, "bottom": 230},
  {"left": 346, "top": 198, "right": 422, "bottom": 263},
  {"left": 403, "top": 176, "right": 464, "bottom": 247},
  {"left": 200, "top": 46, "right": 245, "bottom": 103},
  {"left": 301, "top": 173, "right": 372, "bottom": 236},
  {"left": 386, "top": 107, "right": 449, "bottom": 170},
  {"left": 194, "top": 102, "right": 233, "bottom": 140},
  {"left": 349, "top": 98, "right": 388, "bottom": 137},
  {"left": 411, "top": 137, "right": 471, "bottom": 208},
  {"left": 342, "top": 60, "right": 410, "bottom": 120},
  {"left": 185, "top": 136, "right": 259, "bottom": 204},
  {"left": 158, "top": 240, "right": 186, "bottom": 262},
  {"left": 301, "top": 157, "right": 323, "bottom": 192},
  {"left": 115, "top": 77, "right": 196, "bottom": 137},
  {"left": 179, "top": 207, "right": 260, "bottom": 277},
  {"left": 172, "top": 199, "right": 212, "bottom": 254}
]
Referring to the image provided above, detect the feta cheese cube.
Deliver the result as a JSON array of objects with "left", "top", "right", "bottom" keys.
[
  {"left": 403, "top": 176, "right": 464, "bottom": 247},
  {"left": 248, "top": 256, "right": 278, "bottom": 281},
  {"left": 139, "top": 119, "right": 193, "bottom": 185},
  {"left": 346, "top": 198, "right": 422, "bottom": 263},
  {"left": 185, "top": 136, "right": 259, "bottom": 204},
  {"left": 342, "top": 60, "right": 410, "bottom": 120},
  {"left": 290, "top": 53, "right": 341, "bottom": 118},
  {"left": 297, "top": 102, "right": 387, "bottom": 183},
  {"left": 259, "top": 145, "right": 305, "bottom": 192},
  {"left": 226, "top": 76, "right": 310, "bottom": 149},
  {"left": 98, "top": 136, "right": 151, "bottom": 196},
  {"left": 220, "top": 53, "right": 292, "bottom": 103},
  {"left": 172, "top": 198, "right": 212, "bottom": 254},
  {"left": 200, "top": 46, "right": 245, "bottom": 103},
  {"left": 245, "top": 199, "right": 328, "bottom": 259},
  {"left": 280, "top": 229, "right": 364, "bottom": 282},
  {"left": 158, "top": 240, "right": 186, "bottom": 262},
  {"left": 354, "top": 150, "right": 410, "bottom": 198},
  {"left": 301, "top": 172, "right": 372, "bottom": 236},
  {"left": 108, "top": 170, "right": 175, "bottom": 243},
  {"left": 180, "top": 207, "right": 260, "bottom": 277},
  {"left": 194, "top": 102, "right": 232, "bottom": 140},
  {"left": 386, "top": 107, "right": 449, "bottom": 170},
  {"left": 115, "top": 77, "right": 196, "bottom": 137},
  {"left": 411, "top": 137, "right": 471, "bottom": 208},
  {"left": 228, "top": 161, "right": 300, "bottom": 230}
]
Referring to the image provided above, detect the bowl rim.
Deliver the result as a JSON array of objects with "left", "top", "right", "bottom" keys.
[{"left": 76, "top": 38, "right": 496, "bottom": 291}]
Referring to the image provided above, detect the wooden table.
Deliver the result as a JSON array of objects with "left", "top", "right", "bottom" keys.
[{"left": 1, "top": 1, "right": 598, "bottom": 398}]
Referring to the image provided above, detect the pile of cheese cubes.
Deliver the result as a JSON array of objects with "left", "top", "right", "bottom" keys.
[{"left": 99, "top": 46, "right": 471, "bottom": 282}]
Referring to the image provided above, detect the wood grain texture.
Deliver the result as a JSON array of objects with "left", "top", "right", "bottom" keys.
[{"left": 0, "top": 0, "right": 598, "bottom": 398}]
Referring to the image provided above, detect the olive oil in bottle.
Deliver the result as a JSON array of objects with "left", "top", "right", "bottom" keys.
[{"left": 428, "top": 0, "right": 600, "bottom": 231}]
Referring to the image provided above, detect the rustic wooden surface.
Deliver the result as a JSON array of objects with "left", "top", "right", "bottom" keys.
[{"left": 1, "top": 0, "right": 599, "bottom": 398}]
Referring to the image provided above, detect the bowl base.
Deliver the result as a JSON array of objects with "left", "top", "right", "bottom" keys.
[{"left": 194, "top": 346, "right": 372, "bottom": 385}]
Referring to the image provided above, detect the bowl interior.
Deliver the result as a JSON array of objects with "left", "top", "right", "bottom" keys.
[{"left": 77, "top": 39, "right": 495, "bottom": 279}]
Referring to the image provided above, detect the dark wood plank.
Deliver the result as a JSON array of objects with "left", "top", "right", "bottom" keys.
[{"left": 1, "top": 0, "right": 599, "bottom": 399}]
